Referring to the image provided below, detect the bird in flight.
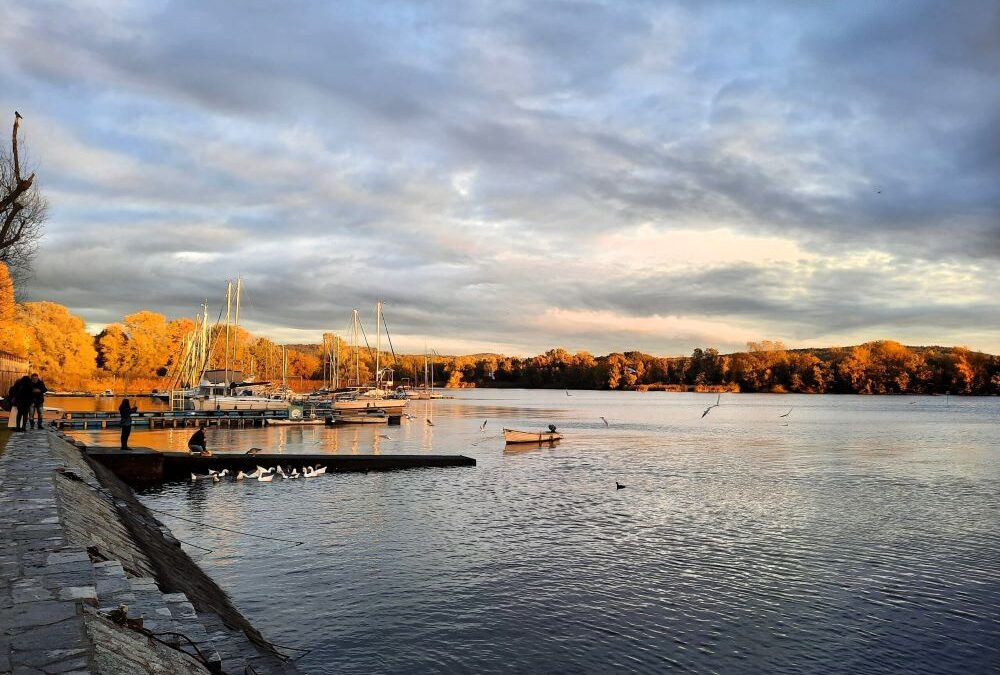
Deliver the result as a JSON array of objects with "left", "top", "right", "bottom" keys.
[
  {"left": 480, "top": 419, "right": 488, "bottom": 431},
  {"left": 600, "top": 416, "right": 609, "bottom": 427},
  {"left": 701, "top": 394, "right": 721, "bottom": 418},
  {"left": 779, "top": 408, "right": 792, "bottom": 418}
]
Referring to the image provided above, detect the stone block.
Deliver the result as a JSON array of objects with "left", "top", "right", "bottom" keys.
[{"left": 58, "top": 586, "right": 97, "bottom": 604}]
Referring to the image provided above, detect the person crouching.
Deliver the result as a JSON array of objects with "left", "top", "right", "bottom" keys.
[{"left": 187, "top": 424, "right": 211, "bottom": 456}]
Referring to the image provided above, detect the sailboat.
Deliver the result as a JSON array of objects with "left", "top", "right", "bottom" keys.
[
  {"left": 188, "top": 278, "right": 292, "bottom": 412},
  {"left": 325, "top": 303, "right": 407, "bottom": 413}
]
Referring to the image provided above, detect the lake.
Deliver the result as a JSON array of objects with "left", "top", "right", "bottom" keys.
[{"left": 68, "top": 390, "right": 1000, "bottom": 674}]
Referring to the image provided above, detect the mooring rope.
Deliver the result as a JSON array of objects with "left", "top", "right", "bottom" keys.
[{"left": 146, "top": 508, "right": 305, "bottom": 547}]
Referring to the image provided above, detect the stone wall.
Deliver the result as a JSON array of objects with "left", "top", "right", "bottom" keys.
[{"left": 1, "top": 430, "right": 302, "bottom": 674}]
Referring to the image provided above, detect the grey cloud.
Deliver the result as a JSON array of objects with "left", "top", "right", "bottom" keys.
[{"left": 3, "top": 0, "right": 1000, "bottom": 354}]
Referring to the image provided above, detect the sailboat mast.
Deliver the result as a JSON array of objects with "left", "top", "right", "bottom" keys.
[
  {"left": 375, "top": 301, "right": 381, "bottom": 388},
  {"left": 334, "top": 335, "right": 339, "bottom": 389},
  {"left": 352, "top": 309, "right": 360, "bottom": 388},
  {"left": 224, "top": 280, "right": 232, "bottom": 384},
  {"left": 233, "top": 276, "right": 241, "bottom": 380},
  {"left": 281, "top": 345, "right": 287, "bottom": 388},
  {"left": 198, "top": 301, "right": 210, "bottom": 382}
]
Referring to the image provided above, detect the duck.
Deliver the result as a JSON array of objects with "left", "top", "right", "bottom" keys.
[
  {"left": 303, "top": 467, "right": 317, "bottom": 478},
  {"left": 235, "top": 470, "right": 247, "bottom": 481},
  {"left": 257, "top": 473, "right": 274, "bottom": 482},
  {"left": 313, "top": 465, "right": 327, "bottom": 475}
]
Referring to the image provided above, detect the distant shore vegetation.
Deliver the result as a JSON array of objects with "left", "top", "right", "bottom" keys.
[{"left": 1, "top": 264, "right": 997, "bottom": 395}]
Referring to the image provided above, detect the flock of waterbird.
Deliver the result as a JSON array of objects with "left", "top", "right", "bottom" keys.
[{"left": 191, "top": 465, "right": 328, "bottom": 483}]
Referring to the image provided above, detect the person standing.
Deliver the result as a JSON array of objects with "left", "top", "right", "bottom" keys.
[
  {"left": 9, "top": 373, "right": 34, "bottom": 432},
  {"left": 29, "top": 373, "right": 47, "bottom": 429},
  {"left": 119, "top": 398, "right": 137, "bottom": 450}
]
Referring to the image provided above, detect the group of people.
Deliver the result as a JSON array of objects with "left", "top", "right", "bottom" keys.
[
  {"left": 117, "top": 397, "right": 209, "bottom": 455},
  {"left": 6, "top": 373, "right": 47, "bottom": 431}
]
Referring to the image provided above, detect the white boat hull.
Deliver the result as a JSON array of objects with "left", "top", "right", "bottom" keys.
[
  {"left": 333, "top": 398, "right": 407, "bottom": 413},
  {"left": 192, "top": 397, "right": 290, "bottom": 412},
  {"left": 503, "top": 428, "right": 562, "bottom": 444}
]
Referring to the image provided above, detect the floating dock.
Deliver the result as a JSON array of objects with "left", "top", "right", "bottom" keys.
[
  {"left": 54, "top": 408, "right": 307, "bottom": 430},
  {"left": 82, "top": 445, "right": 476, "bottom": 483}
]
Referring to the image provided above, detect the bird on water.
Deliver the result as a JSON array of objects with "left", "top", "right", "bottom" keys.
[
  {"left": 480, "top": 419, "right": 488, "bottom": 431},
  {"left": 426, "top": 419, "right": 434, "bottom": 426},
  {"left": 600, "top": 416, "right": 609, "bottom": 427},
  {"left": 779, "top": 408, "right": 792, "bottom": 418},
  {"left": 616, "top": 482, "right": 626, "bottom": 490}
]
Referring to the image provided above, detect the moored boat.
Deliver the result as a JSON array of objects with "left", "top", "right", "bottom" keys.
[{"left": 503, "top": 428, "right": 562, "bottom": 444}]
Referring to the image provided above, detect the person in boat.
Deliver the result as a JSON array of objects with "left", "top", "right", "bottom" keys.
[
  {"left": 119, "top": 398, "right": 137, "bottom": 449},
  {"left": 548, "top": 424, "right": 557, "bottom": 433},
  {"left": 188, "top": 424, "right": 211, "bottom": 456}
]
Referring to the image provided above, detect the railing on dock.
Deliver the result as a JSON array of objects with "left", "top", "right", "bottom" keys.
[{"left": 53, "top": 406, "right": 331, "bottom": 430}]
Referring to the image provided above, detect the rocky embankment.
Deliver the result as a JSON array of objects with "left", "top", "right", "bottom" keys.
[{"left": 0, "top": 429, "right": 302, "bottom": 674}]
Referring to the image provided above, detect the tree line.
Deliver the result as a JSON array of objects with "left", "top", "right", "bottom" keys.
[
  {"left": 435, "top": 341, "right": 1000, "bottom": 395},
  {"left": 2, "top": 263, "right": 998, "bottom": 394}
]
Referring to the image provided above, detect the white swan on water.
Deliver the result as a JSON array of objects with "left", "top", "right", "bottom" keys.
[{"left": 257, "top": 472, "right": 274, "bottom": 482}]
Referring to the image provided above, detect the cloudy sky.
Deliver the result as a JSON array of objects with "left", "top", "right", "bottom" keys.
[{"left": 1, "top": 0, "right": 998, "bottom": 355}]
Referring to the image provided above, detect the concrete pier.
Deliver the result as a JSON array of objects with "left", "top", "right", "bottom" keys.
[
  {"left": 83, "top": 445, "right": 477, "bottom": 484},
  {"left": 0, "top": 430, "right": 300, "bottom": 674}
]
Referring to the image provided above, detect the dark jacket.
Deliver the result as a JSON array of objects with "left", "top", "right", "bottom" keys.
[
  {"left": 119, "top": 400, "right": 136, "bottom": 426},
  {"left": 189, "top": 429, "right": 206, "bottom": 448},
  {"left": 31, "top": 378, "right": 47, "bottom": 405},
  {"left": 10, "top": 376, "right": 34, "bottom": 406}
]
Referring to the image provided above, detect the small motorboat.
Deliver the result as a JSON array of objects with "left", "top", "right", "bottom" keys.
[
  {"left": 327, "top": 410, "right": 388, "bottom": 425},
  {"left": 503, "top": 426, "right": 562, "bottom": 444},
  {"left": 266, "top": 418, "right": 326, "bottom": 426}
]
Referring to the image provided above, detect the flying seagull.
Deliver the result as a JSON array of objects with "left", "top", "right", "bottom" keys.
[
  {"left": 701, "top": 394, "right": 721, "bottom": 418},
  {"left": 600, "top": 416, "right": 609, "bottom": 427},
  {"left": 779, "top": 408, "right": 792, "bottom": 418}
]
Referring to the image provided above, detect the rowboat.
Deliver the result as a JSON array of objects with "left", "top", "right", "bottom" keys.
[{"left": 503, "top": 428, "right": 562, "bottom": 444}]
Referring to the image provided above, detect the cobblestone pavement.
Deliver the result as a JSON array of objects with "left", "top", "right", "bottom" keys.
[{"left": 1, "top": 430, "right": 301, "bottom": 674}]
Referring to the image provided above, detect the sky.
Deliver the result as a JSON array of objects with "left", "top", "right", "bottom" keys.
[{"left": 1, "top": 0, "right": 998, "bottom": 356}]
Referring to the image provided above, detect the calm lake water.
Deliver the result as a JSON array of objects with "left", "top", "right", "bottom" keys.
[{"left": 68, "top": 390, "right": 1000, "bottom": 674}]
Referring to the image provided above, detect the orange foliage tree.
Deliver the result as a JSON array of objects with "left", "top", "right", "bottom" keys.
[{"left": 17, "top": 301, "right": 96, "bottom": 388}]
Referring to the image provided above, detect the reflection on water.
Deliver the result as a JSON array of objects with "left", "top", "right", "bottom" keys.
[{"left": 70, "top": 391, "right": 1000, "bottom": 674}]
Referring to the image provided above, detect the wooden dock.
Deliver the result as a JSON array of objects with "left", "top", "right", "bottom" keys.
[
  {"left": 82, "top": 445, "right": 476, "bottom": 483},
  {"left": 54, "top": 409, "right": 311, "bottom": 430}
]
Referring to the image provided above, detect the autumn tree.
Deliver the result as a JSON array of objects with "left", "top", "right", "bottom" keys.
[
  {"left": 1, "top": 112, "right": 46, "bottom": 282},
  {"left": 17, "top": 302, "right": 96, "bottom": 388}
]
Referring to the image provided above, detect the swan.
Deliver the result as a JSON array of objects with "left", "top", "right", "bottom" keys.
[
  {"left": 313, "top": 465, "right": 327, "bottom": 475},
  {"left": 257, "top": 473, "right": 274, "bottom": 482}
]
